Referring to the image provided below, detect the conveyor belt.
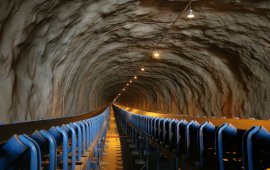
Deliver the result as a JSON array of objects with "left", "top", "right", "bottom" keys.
[
  {"left": 114, "top": 105, "right": 270, "bottom": 170},
  {"left": 1, "top": 104, "right": 270, "bottom": 170},
  {"left": 0, "top": 106, "right": 107, "bottom": 143},
  {"left": 121, "top": 106, "right": 270, "bottom": 131},
  {"left": 0, "top": 107, "right": 110, "bottom": 170}
]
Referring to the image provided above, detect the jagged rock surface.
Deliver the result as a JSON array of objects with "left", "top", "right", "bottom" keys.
[{"left": 0, "top": 0, "right": 269, "bottom": 123}]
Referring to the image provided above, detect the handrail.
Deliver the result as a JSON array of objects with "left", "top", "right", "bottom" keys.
[{"left": 0, "top": 106, "right": 108, "bottom": 143}]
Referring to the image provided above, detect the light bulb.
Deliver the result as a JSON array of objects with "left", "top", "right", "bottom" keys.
[
  {"left": 127, "top": 83, "right": 129, "bottom": 86},
  {"left": 134, "top": 76, "right": 137, "bottom": 79},
  {"left": 152, "top": 51, "right": 160, "bottom": 59},
  {"left": 187, "top": 9, "right": 195, "bottom": 18},
  {"left": 130, "top": 80, "right": 132, "bottom": 83},
  {"left": 141, "top": 68, "right": 145, "bottom": 71}
]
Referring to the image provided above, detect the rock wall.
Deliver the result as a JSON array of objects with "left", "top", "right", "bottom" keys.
[{"left": 0, "top": 0, "right": 269, "bottom": 123}]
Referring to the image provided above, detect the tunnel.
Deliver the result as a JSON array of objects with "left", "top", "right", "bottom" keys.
[{"left": 0, "top": 0, "right": 270, "bottom": 170}]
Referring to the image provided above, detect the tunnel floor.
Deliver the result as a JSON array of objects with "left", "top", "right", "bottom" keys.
[
  {"left": 100, "top": 108, "right": 137, "bottom": 170},
  {"left": 100, "top": 109, "right": 124, "bottom": 169}
]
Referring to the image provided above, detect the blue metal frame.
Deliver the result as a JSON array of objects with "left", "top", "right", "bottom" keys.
[
  {"left": 40, "top": 130, "right": 57, "bottom": 170},
  {"left": 83, "top": 120, "right": 90, "bottom": 149},
  {"left": 56, "top": 126, "right": 69, "bottom": 170},
  {"left": 163, "top": 119, "right": 170, "bottom": 143},
  {"left": 0, "top": 135, "right": 28, "bottom": 169},
  {"left": 66, "top": 123, "right": 77, "bottom": 170},
  {"left": 73, "top": 122, "right": 82, "bottom": 161},
  {"left": 197, "top": 121, "right": 215, "bottom": 166},
  {"left": 78, "top": 121, "right": 86, "bottom": 153},
  {"left": 176, "top": 120, "right": 187, "bottom": 152},
  {"left": 169, "top": 119, "right": 177, "bottom": 145},
  {"left": 18, "top": 134, "right": 41, "bottom": 170},
  {"left": 215, "top": 123, "right": 237, "bottom": 170},
  {"left": 242, "top": 126, "right": 270, "bottom": 170}
]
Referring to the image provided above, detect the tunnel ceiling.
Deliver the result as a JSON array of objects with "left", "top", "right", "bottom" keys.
[{"left": 0, "top": 0, "right": 269, "bottom": 123}]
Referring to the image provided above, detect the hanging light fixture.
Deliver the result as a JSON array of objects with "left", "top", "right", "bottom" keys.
[
  {"left": 127, "top": 83, "right": 129, "bottom": 86},
  {"left": 187, "top": 5, "right": 195, "bottom": 19},
  {"left": 152, "top": 51, "right": 160, "bottom": 59},
  {"left": 129, "top": 80, "right": 132, "bottom": 83},
  {"left": 140, "top": 67, "right": 145, "bottom": 71},
  {"left": 134, "top": 76, "right": 137, "bottom": 79}
]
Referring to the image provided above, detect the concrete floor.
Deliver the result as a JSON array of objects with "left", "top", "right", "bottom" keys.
[{"left": 100, "top": 110, "right": 124, "bottom": 170}]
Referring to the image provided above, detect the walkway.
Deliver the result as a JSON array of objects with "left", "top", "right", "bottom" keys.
[{"left": 100, "top": 109, "right": 124, "bottom": 170}]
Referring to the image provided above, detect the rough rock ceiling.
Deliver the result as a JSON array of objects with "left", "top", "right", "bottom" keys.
[{"left": 0, "top": 0, "right": 269, "bottom": 123}]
